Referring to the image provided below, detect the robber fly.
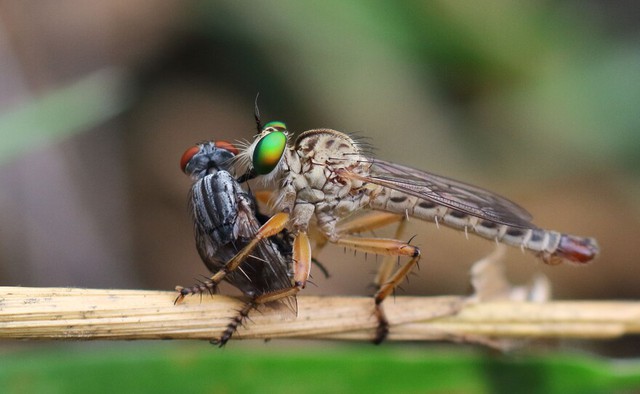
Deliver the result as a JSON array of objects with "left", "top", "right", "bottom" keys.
[
  {"left": 175, "top": 140, "right": 298, "bottom": 346},
  {"left": 230, "top": 121, "right": 599, "bottom": 342}
]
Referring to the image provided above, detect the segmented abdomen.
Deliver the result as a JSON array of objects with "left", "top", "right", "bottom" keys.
[{"left": 369, "top": 188, "right": 599, "bottom": 265}]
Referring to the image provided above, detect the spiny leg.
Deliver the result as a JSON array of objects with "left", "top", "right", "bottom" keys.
[
  {"left": 335, "top": 211, "right": 403, "bottom": 236},
  {"left": 334, "top": 211, "right": 406, "bottom": 288},
  {"left": 174, "top": 212, "right": 291, "bottom": 303},
  {"left": 173, "top": 277, "right": 217, "bottom": 305},
  {"left": 333, "top": 211, "right": 412, "bottom": 343},
  {"left": 372, "top": 217, "right": 409, "bottom": 343},
  {"left": 372, "top": 245, "right": 420, "bottom": 343},
  {"left": 322, "top": 211, "right": 403, "bottom": 258},
  {"left": 214, "top": 231, "right": 312, "bottom": 346},
  {"left": 254, "top": 190, "right": 331, "bottom": 276},
  {"left": 373, "top": 216, "right": 408, "bottom": 289},
  {"left": 332, "top": 233, "right": 420, "bottom": 344}
]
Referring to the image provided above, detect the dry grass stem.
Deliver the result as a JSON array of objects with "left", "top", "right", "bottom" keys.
[{"left": 1, "top": 286, "right": 639, "bottom": 342}]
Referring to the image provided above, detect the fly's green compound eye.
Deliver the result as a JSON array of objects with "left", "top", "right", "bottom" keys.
[
  {"left": 262, "top": 121, "right": 287, "bottom": 132},
  {"left": 253, "top": 131, "right": 286, "bottom": 175}
]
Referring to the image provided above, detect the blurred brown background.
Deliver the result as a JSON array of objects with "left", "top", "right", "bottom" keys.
[{"left": 0, "top": 1, "right": 639, "bottom": 309}]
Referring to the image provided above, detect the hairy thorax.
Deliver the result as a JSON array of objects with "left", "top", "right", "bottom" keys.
[{"left": 277, "top": 129, "right": 372, "bottom": 239}]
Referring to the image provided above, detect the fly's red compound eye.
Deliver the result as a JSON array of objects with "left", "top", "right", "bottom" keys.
[
  {"left": 214, "top": 140, "right": 239, "bottom": 155},
  {"left": 180, "top": 145, "right": 200, "bottom": 173}
]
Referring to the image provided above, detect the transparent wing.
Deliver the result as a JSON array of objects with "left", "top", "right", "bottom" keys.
[{"left": 344, "top": 158, "right": 536, "bottom": 229}]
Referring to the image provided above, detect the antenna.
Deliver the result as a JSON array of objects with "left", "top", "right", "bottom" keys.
[{"left": 254, "top": 93, "right": 262, "bottom": 132}]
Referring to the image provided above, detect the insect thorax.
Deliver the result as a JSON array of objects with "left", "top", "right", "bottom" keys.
[{"left": 282, "top": 129, "right": 371, "bottom": 237}]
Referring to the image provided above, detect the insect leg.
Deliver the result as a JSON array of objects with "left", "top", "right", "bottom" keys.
[
  {"left": 371, "top": 218, "right": 409, "bottom": 343},
  {"left": 372, "top": 216, "right": 408, "bottom": 289},
  {"left": 331, "top": 236, "right": 419, "bottom": 258},
  {"left": 175, "top": 212, "right": 291, "bottom": 303},
  {"left": 309, "top": 213, "right": 403, "bottom": 282},
  {"left": 331, "top": 233, "right": 420, "bottom": 344},
  {"left": 333, "top": 211, "right": 405, "bottom": 285},
  {"left": 215, "top": 231, "right": 312, "bottom": 346},
  {"left": 253, "top": 190, "right": 273, "bottom": 206},
  {"left": 332, "top": 211, "right": 412, "bottom": 343},
  {"left": 335, "top": 211, "right": 403, "bottom": 235}
]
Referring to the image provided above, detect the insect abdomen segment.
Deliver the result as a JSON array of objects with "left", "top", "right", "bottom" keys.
[{"left": 369, "top": 187, "right": 598, "bottom": 264}]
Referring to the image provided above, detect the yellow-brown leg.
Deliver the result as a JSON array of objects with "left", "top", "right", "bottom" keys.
[
  {"left": 175, "top": 212, "right": 291, "bottom": 303},
  {"left": 332, "top": 233, "right": 421, "bottom": 343},
  {"left": 253, "top": 190, "right": 274, "bottom": 206},
  {"left": 239, "top": 190, "right": 328, "bottom": 276},
  {"left": 372, "top": 217, "right": 408, "bottom": 288},
  {"left": 326, "top": 211, "right": 417, "bottom": 343},
  {"left": 332, "top": 236, "right": 418, "bottom": 257},
  {"left": 309, "top": 212, "right": 403, "bottom": 280},
  {"left": 333, "top": 211, "right": 408, "bottom": 290},
  {"left": 371, "top": 218, "right": 409, "bottom": 343},
  {"left": 335, "top": 211, "right": 403, "bottom": 235},
  {"left": 214, "top": 231, "right": 312, "bottom": 346}
]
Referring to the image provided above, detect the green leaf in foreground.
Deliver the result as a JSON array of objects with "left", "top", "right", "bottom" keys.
[{"left": 1, "top": 343, "right": 639, "bottom": 394}]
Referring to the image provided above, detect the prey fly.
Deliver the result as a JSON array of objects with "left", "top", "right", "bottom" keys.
[{"left": 175, "top": 140, "right": 298, "bottom": 346}]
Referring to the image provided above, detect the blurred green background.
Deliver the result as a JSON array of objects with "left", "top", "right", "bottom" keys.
[{"left": 1, "top": 0, "right": 639, "bottom": 392}]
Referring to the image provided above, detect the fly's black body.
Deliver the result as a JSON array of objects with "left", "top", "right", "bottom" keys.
[{"left": 176, "top": 141, "right": 296, "bottom": 345}]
